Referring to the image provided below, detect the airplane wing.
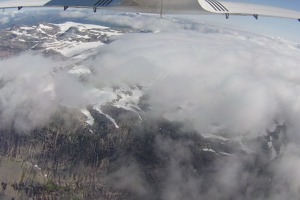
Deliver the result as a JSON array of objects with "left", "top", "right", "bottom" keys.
[
  {"left": 198, "top": 0, "right": 300, "bottom": 21},
  {"left": 0, "top": 0, "right": 205, "bottom": 14},
  {"left": 0, "top": 0, "right": 299, "bottom": 21}
]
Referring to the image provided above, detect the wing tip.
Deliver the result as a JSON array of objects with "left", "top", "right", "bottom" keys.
[{"left": 298, "top": 19, "right": 300, "bottom": 22}]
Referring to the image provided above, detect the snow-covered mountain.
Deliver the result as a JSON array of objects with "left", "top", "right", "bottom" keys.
[
  {"left": 0, "top": 22, "right": 147, "bottom": 130},
  {"left": 2, "top": 22, "right": 121, "bottom": 58}
]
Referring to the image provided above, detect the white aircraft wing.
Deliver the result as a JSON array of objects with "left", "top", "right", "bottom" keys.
[
  {"left": 198, "top": 0, "right": 300, "bottom": 21},
  {"left": 0, "top": 0, "right": 205, "bottom": 14},
  {"left": 0, "top": 0, "right": 299, "bottom": 21}
]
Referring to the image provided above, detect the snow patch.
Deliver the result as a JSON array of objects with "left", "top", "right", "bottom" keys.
[
  {"left": 114, "top": 87, "right": 144, "bottom": 111},
  {"left": 55, "top": 22, "right": 113, "bottom": 34},
  {"left": 68, "top": 65, "right": 91, "bottom": 75},
  {"left": 81, "top": 109, "right": 94, "bottom": 126},
  {"left": 203, "top": 148, "right": 216, "bottom": 153},
  {"left": 44, "top": 41, "right": 103, "bottom": 57},
  {"left": 220, "top": 152, "right": 231, "bottom": 156},
  {"left": 39, "top": 24, "right": 53, "bottom": 30},
  {"left": 80, "top": 109, "right": 94, "bottom": 126},
  {"left": 33, "top": 164, "right": 41, "bottom": 170},
  {"left": 93, "top": 106, "right": 119, "bottom": 129},
  {"left": 20, "top": 26, "right": 35, "bottom": 30},
  {"left": 268, "top": 136, "right": 277, "bottom": 160}
]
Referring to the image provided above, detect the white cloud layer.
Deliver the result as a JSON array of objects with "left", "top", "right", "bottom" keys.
[
  {"left": 85, "top": 25, "right": 300, "bottom": 140},
  {"left": 0, "top": 54, "right": 58, "bottom": 132},
  {"left": 0, "top": 16, "right": 9, "bottom": 25}
]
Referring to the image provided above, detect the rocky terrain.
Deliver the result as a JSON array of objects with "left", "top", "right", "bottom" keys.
[{"left": 0, "top": 104, "right": 285, "bottom": 200}]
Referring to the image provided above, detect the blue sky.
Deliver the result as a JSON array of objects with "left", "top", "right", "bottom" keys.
[
  {"left": 228, "top": 0, "right": 300, "bottom": 10},
  {"left": 192, "top": 0, "right": 300, "bottom": 43}
]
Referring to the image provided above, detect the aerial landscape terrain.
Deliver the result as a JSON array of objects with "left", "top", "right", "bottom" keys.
[{"left": 0, "top": 7, "right": 300, "bottom": 200}]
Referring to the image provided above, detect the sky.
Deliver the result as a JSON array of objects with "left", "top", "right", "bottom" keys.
[
  {"left": 228, "top": 0, "right": 300, "bottom": 9},
  {"left": 186, "top": 0, "right": 300, "bottom": 43}
]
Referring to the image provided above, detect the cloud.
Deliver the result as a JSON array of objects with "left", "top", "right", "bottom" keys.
[
  {"left": 105, "top": 159, "right": 150, "bottom": 197},
  {"left": 0, "top": 54, "right": 59, "bottom": 132},
  {"left": 59, "top": 10, "right": 88, "bottom": 18},
  {"left": 155, "top": 136, "right": 202, "bottom": 200},
  {"left": 85, "top": 26, "right": 300, "bottom": 140},
  {"left": 0, "top": 16, "right": 9, "bottom": 25},
  {"left": 0, "top": 53, "right": 94, "bottom": 132}
]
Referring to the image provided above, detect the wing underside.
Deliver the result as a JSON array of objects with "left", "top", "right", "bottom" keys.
[
  {"left": 198, "top": 0, "right": 300, "bottom": 21},
  {"left": 0, "top": 0, "right": 299, "bottom": 21}
]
